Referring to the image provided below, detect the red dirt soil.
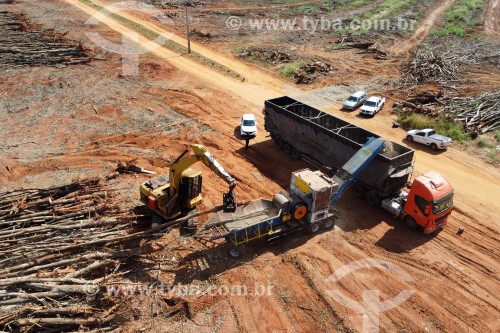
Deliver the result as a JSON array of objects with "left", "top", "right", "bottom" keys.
[{"left": 2, "top": 0, "right": 499, "bottom": 332}]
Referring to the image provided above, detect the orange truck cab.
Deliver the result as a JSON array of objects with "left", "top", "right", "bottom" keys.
[{"left": 403, "top": 171, "right": 454, "bottom": 234}]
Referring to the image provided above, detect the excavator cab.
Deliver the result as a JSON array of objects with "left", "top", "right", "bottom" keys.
[{"left": 179, "top": 169, "right": 203, "bottom": 209}]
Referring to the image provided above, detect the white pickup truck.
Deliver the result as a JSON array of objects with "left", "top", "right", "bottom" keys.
[{"left": 406, "top": 129, "right": 452, "bottom": 150}]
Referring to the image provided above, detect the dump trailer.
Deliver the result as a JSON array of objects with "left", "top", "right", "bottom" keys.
[
  {"left": 263, "top": 96, "right": 415, "bottom": 205},
  {"left": 195, "top": 138, "right": 385, "bottom": 258}
]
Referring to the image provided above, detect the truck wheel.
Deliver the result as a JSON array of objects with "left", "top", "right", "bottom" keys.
[
  {"left": 227, "top": 244, "right": 246, "bottom": 259},
  {"left": 365, "top": 191, "right": 382, "bottom": 207},
  {"left": 292, "top": 203, "right": 308, "bottom": 220},
  {"left": 404, "top": 216, "right": 418, "bottom": 230},
  {"left": 308, "top": 222, "right": 320, "bottom": 234},
  {"left": 406, "top": 135, "right": 413, "bottom": 142},
  {"left": 322, "top": 219, "right": 334, "bottom": 230},
  {"left": 352, "top": 184, "right": 366, "bottom": 198},
  {"left": 430, "top": 143, "right": 438, "bottom": 151}
]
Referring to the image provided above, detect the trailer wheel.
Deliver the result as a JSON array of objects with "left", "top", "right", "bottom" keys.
[
  {"left": 292, "top": 203, "right": 308, "bottom": 220},
  {"left": 322, "top": 219, "right": 335, "bottom": 230},
  {"left": 227, "top": 244, "right": 246, "bottom": 259},
  {"left": 430, "top": 143, "right": 438, "bottom": 151},
  {"left": 406, "top": 135, "right": 413, "bottom": 142},
  {"left": 352, "top": 184, "right": 366, "bottom": 198},
  {"left": 404, "top": 216, "right": 418, "bottom": 230},
  {"left": 365, "top": 191, "right": 383, "bottom": 207},
  {"left": 308, "top": 222, "right": 320, "bottom": 234}
]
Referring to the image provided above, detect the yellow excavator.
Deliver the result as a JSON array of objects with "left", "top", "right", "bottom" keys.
[{"left": 139, "top": 144, "right": 237, "bottom": 222}]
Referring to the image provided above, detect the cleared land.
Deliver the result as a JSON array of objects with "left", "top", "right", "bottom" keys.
[{"left": 0, "top": 0, "right": 499, "bottom": 332}]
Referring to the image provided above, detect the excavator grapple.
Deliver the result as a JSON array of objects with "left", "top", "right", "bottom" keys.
[{"left": 223, "top": 191, "right": 237, "bottom": 212}]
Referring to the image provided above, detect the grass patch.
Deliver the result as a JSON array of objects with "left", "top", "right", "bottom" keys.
[
  {"left": 398, "top": 113, "right": 470, "bottom": 142},
  {"left": 478, "top": 139, "right": 495, "bottom": 148},
  {"left": 440, "top": 0, "right": 484, "bottom": 36},
  {"left": 439, "top": 23, "right": 466, "bottom": 37},
  {"left": 495, "top": 130, "right": 500, "bottom": 142},
  {"left": 279, "top": 60, "right": 306, "bottom": 78},
  {"left": 487, "top": 150, "right": 500, "bottom": 164}
]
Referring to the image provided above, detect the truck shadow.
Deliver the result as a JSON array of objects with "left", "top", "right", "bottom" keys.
[
  {"left": 171, "top": 230, "right": 328, "bottom": 285},
  {"left": 402, "top": 138, "right": 447, "bottom": 156},
  {"left": 375, "top": 225, "right": 441, "bottom": 253}
]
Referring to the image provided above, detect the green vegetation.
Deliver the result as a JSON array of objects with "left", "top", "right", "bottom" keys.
[
  {"left": 440, "top": 0, "right": 484, "bottom": 37},
  {"left": 487, "top": 150, "right": 500, "bottom": 164},
  {"left": 439, "top": 23, "right": 466, "bottom": 37},
  {"left": 495, "top": 130, "right": 500, "bottom": 142},
  {"left": 398, "top": 113, "right": 471, "bottom": 142},
  {"left": 279, "top": 60, "right": 306, "bottom": 78},
  {"left": 361, "top": 0, "right": 418, "bottom": 20},
  {"left": 478, "top": 138, "right": 495, "bottom": 148}
]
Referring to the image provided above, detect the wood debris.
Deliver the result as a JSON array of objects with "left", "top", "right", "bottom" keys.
[
  {"left": 0, "top": 176, "right": 219, "bottom": 331},
  {"left": 0, "top": 11, "right": 92, "bottom": 68},
  {"left": 393, "top": 90, "right": 500, "bottom": 135}
]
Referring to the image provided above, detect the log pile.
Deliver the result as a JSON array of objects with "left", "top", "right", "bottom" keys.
[
  {"left": 393, "top": 90, "right": 500, "bottom": 134},
  {"left": 0, "top": 178, "right": 130, "bottom": 331},
  {"left": 401, "top": 50, "right": 460, "bottom": 84},
  {"left": 444, "top": 91, "right": 500, "bottom": 134},
  {"left": 401, "top": 43, "right": 500, "bottom": 85},
  {"left": 295, "top": 60, "right": 334, "bottom": 84},
  {"left": 0, "top": 11, "right": 92, "bottom": 68},
  {"left": 0, "top": 175, "right": 221, "bottom": 331},
  {"left": 334, "top": 36, "right": 387, "bottom": 59}
]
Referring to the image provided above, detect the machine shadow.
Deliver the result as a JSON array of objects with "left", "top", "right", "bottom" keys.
[
  {"left": 235, "top": 138, "right": 310, "bottom": 189},
  {"left": 172, "top": 229, "right": 330, "bottom": 285}
]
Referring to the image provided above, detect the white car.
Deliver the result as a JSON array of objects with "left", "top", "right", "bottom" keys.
[
  {"left": 240, "top": 114, "right": 257, "bottom": 137},
  {"left": 343, "top": 91, "right": 368, "bottom": 110},
  {"left": 406, "top": 129, "right": 451, "bottom": 150},
  {"left": 360, "top": 96, "right": 385, "bottom": 116}
]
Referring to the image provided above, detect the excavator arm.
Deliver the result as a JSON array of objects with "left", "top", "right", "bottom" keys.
[{"left": 169, "top": 144, "right": 237, "bottom": 212}]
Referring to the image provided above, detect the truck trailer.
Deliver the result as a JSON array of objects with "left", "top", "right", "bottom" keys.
[{"left": 263, "top": 96, "right": 454, "bottom": 234}]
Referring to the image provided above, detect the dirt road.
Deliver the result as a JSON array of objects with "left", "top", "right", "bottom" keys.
[
  {"left": 393, "top": 0, "right": 457, "bottom": 55},
  {"left": 63, "top": 0, "right": 286, "bottom": 103},
  {"left": 15, "top": 1, "right": 500, "bottom": 332},
  {"left": 485, "top": 0, "right": 500, "bottom": 34}
]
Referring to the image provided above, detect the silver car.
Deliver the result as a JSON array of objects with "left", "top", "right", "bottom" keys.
[{"left": 343, "top": 91, "right": 368, "bottom": 110}]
